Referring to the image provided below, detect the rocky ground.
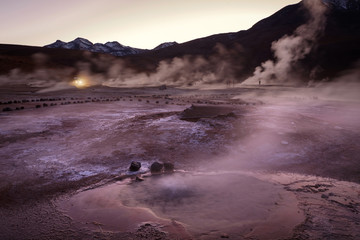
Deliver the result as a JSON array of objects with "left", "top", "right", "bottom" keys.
[{"left": 0, "top": 85, "right": 359, "bottom": 239}]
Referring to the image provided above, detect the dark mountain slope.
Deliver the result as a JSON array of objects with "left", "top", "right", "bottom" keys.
[
  {"left": 307, "top": 9, "right": 360, "bottom": 78},
  {"left": 124, "top": 3, "right": 308, "bottom": 76},
  {"left": 125, "top": 2, "right": 360, "bottom": 81}
]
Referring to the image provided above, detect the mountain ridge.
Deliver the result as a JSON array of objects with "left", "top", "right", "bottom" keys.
[{"left": 44, "top": 38, "right": 178, "bottom": 57}]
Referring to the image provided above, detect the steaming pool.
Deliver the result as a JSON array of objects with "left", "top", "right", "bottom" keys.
[{"left": 58, "top": 171, "right": 303, "bottom": 239}]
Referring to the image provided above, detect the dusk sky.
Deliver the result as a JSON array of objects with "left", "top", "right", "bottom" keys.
[{"left": 1, "top": 0, "right": 299, "bottom": 49}]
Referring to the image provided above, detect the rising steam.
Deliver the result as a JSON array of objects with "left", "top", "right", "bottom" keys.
[
  {"left": 0, "top": 42, "right": 244, "bottom": 92},
  {"left": 243, "top": 0, "right": 328, "bottom": 85},
  {"left": 103, "top": 44, "right": 243, "bottom": 88}
]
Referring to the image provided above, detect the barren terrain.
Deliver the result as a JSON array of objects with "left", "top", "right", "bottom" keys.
[{"left": 0, "top": 85, "right": 359, "bottom": 239}]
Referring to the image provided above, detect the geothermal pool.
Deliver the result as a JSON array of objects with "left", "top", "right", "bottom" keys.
[{"left": 58, "top": 171, "right": 304, "bottom": 239}]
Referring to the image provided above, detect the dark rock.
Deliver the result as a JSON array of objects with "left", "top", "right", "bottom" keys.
[
  {"left": 150, "top": 162, "right": 163, "bottom": 173},
  {"left": 163, "top": 162, "right": 174, "bottom": 173},
  {"left": 129, "top": 161, "right": 141, "bottom": 172}
]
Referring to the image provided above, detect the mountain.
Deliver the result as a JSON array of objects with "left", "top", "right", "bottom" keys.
[
  {"left": 44, "top": 37, "right": 146, "bottom": 57},
  {"left": 45, "top": 38, "right": 178, "bottom": 57},
  {"left": 123, "top": 1, "right": 360, "bottom": 82},
  {"left": 153, "top": 42, "right": 178, "bottom": 51}
]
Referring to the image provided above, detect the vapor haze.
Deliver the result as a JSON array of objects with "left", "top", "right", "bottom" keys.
[
  {"left": 0, "top": 42, "right": 244, "bottom": 91},
  {"left": 103, "top": 43, "right": 243, "bottom": 88},
  {"left": 243, "top": 0, "right": 328, "bottom": 85}
]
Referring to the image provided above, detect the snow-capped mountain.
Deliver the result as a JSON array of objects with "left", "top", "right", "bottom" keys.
[
  {"left": 104, "top": 41, "right": 124, "bottom": 50},
  {"left": 44, "top": 37, "right": 145, "bottom": 57},
  {"left": 45, "top": 38, "right": 178, "bottom": 57},
  {"left": 62, "top": 37, "right": 92, "bottom": 50},
  {"left": 47, "top": 40, "right": 66, "bottom": 48}
]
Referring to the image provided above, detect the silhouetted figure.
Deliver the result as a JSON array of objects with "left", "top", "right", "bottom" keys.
[{"left": 259, "top": 80, "right": 261, "bottom": 86}]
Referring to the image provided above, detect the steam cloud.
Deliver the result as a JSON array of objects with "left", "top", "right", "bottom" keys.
[
  {"left": 243, "top": 0, "right": 328, "bottom": 85},
  {"left": 0, "top": 43, "right": 243, "bottom": 92},
  {"left": 103, "top": 44, "right": 243, "bottom": 88}
]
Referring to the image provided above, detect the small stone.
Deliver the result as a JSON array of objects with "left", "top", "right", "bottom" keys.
[
  {"left": 129, "top": 161, "right": 141, "bottom": 172},
  {"left": 163, "top": 162, "right": 174, "bottom": 173},
  {"left": 321, "top": 194, "right": 329, "bottom": 199},
  {"left": 150, "top": 162, "right": 163, "bottom": 173}
]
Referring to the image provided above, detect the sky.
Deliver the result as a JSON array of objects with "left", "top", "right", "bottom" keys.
[{"left": 0, "top": 0, "right": 300, "bottom": 49}]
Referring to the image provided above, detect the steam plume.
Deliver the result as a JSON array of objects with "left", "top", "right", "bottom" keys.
[
  {"left": 103, "top": 44, "right": 243, "bottom": 88},
  {"left": 243, "top": 0, "right": 328, "bottom": 85}
]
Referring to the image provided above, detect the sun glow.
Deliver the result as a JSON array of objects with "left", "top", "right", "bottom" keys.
[{"left": 72, "top": 77, "right": 88, "bottom": 89}]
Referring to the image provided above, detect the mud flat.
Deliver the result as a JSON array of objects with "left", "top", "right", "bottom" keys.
[{"left": 0, "top": 85, "right": 360, "bottom": 239}]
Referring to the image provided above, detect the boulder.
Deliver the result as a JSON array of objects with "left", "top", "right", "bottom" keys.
[
  {"left": 163, "top": 162, "right": 174, "bottom": 173},
  {"left": 150, "top": 162, "right": 163, "bottom": 173},
  {"left": 129, "top": 161, "right": 141, "bottom": 172}
]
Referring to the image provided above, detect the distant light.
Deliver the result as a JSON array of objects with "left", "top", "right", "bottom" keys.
[
  {"left": 75, "top": 79, "right": 84, "bottom": 87},
  {"left": 72, "top": 77, "right": 88, "bottom": 89}
]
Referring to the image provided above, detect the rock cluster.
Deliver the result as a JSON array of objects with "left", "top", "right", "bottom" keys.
[
  {"left": 128, "top": 161, "right": 175, "bottom": 174},
  {"left": 150, "top": 162, "right": 174, "bottom": 174}
]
